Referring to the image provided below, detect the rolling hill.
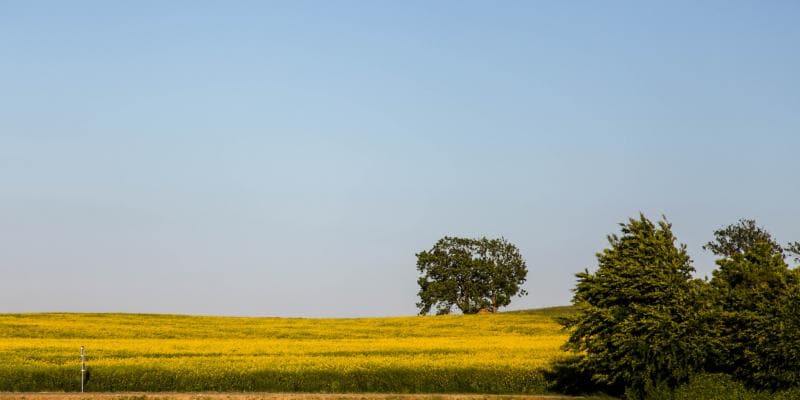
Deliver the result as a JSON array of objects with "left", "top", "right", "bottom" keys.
[{"left": 0, "top": 308, "right": 574, "bottom": 394}]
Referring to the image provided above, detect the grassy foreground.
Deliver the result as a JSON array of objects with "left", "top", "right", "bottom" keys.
[{"left": 0, "top": 308, "right": 573, "bottom": 394}]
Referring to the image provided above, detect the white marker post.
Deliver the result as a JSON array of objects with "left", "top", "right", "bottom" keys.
[{"left": 80, "top": 346, "right": 85, "bottom": 393}]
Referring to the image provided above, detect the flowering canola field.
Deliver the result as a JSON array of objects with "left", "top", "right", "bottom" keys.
[{"left": 0, "top": 309, "right": 571, "bottom": 393}]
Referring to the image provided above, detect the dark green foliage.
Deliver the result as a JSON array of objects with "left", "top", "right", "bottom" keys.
[
  {"left": 562, "top": 214, "right": 709, "bottom": 399},
  {"left": 651, "top": 373, "right": 800, "bottom": 400},
  {"left": 544, "top": 356, "right": 619, "bottom": 396},
  {"left": 416, "top": 236, "right": 527, "bottom": 315},
  {"left": 708, "top": 234, "right": 800, "bottom": 390},
  {"left": 787, "top": 241, "right": 800, "bottom": 263},
  {"left": 703, "top": 219, "right": 784, "bottom": 258},
  {"left": 753, "top": 281, "right": 800, "bottom": 389},
  {"left": 555, "top": 217, "right": 800, "bottom": 398}
]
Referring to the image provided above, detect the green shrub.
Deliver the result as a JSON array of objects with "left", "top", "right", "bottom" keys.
[{"left": 654, "top": 373, "right": 800, "bottom": 400}]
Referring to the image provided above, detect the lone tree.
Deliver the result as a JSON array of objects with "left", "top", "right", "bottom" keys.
[{"left": 416, "top": 236, "right": 528, "bottom": 315}]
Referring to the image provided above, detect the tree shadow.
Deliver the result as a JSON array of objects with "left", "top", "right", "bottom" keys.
[{"left": 543, "top": 356, "right": 620, "bottom": 397}]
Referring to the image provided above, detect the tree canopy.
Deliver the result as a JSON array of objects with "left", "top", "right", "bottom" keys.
[
  {"left": 787, "top": 241, "right": 800, "bottom": 264},
  {"left": 553, "top": 216, "right": 800, "bottom": 397},
  {"left": 562, "top": 214, "right": 709, "bottom": 399},
  {"left": 703, "top": 219, "right": 784, "bottom": 258},
  {"left": 415, "top": 236, "right": 528, "bottom": 315},
  {"left": 706, "top": 220, "right": 800, "bottom": 390}
]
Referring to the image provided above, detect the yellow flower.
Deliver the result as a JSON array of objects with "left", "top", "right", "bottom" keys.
[{"left": 0, "top": 310, "right": 572, "bottom": 393}]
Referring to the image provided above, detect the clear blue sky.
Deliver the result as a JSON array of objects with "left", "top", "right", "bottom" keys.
[{"left": 2, "top": 1, "right": 798, "bottom": 316}]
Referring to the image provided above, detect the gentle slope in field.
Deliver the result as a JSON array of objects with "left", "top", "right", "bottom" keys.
[{"left": 0, "top": 308, "right": 573, "bottom": 393}]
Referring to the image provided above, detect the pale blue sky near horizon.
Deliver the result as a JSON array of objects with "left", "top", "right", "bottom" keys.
[{"left": 1, "top": 1, "right": 799, "bottom": 317}]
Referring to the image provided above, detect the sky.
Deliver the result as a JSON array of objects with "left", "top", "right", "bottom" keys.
[{"left": 1, "top": 1, "right": 799, "bottom": 317}]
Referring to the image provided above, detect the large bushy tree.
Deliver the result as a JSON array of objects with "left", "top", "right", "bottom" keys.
[
  {"left": 706, "top": 220, "right": 800, "bottom": 390},
  {"left": 416, "top": 236, "right": 527, "bottom": 315},
  {"left": 562, "top": 214, "right": 709, "bottom": 399}
]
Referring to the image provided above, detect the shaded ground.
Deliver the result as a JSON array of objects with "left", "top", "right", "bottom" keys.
[{"left": 0, "top": 393, "right": 596, "bottom": 400}]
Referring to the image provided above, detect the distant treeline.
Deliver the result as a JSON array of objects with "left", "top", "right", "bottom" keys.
[{"left": 555, "top": 215, "right": 800, "bottom": 399}]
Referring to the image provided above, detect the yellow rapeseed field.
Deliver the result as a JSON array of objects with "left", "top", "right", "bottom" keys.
[{"left": 0, "top": 308, "right": 572, "bottom": 393}]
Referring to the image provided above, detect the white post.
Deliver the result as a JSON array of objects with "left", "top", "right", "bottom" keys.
[{"left": 80, "top": 346, "right": 85, "bottom": 393}]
